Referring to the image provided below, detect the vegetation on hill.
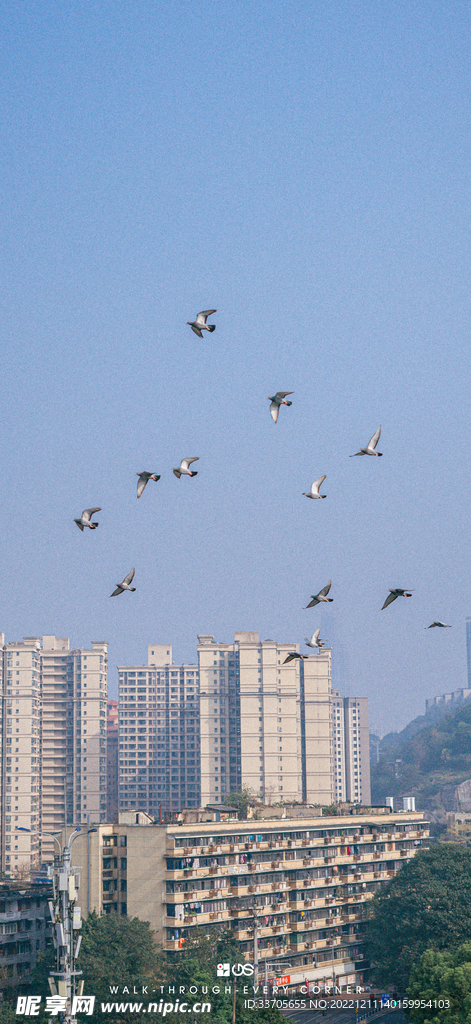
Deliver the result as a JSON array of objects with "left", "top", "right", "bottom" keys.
[
  {"left": 364, "top": 845, "right": 471, "bottom": 992},
  {"left": 371, "top": 700, "right": 471, "bottom": 811}
]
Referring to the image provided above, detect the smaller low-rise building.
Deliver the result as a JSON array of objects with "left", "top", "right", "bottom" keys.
[{"left": 0, "top": 883, "right": 52, "bottom": 992}]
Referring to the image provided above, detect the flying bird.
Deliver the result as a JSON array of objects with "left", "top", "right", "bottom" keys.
[
  {"left": 111, "top": 568, "right": 136, "bottom": 597},
  {"left": 305, "top": 628, "right": 325, "bottom": 650},
  {"left": 74, "top": 508, "right": 101, "bottom": 532},
  {"left": 136, "top": 472, "right": 161, "bottom": 498},
  {"left": 187, "top": 310, "right": 217, "bottom": 337},
  {"left": 173, "top": 457, "right": 199, "bottom": 479},
  {"left": 350, "top": 425, "right": 382, "bottom": 457},
  {"left": 283, "top": 652, "right": 308, "bottom": 664},
  {"left": 381, "top": 588, "right": 413, "bottom": 610},
  {"left": 426, "top": 621, "right": 451, "bottom": 629},
  {"left": 305, "top": 581, "right": 333, "bottom": 608},
  {"left": 303, "top": 475, "right": 326, "bottom": 499},
  {"left": 268, "top": 392, "right": 293, "bottom": 423}
]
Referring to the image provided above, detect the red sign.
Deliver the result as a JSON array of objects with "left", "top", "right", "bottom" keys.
[{"left": 275, "top": 975, "right": 290, "bottom": 986}]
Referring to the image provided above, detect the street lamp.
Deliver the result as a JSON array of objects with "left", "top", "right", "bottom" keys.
[{"left": 16, "top": 825, "right": 97, "bottom": 1023}]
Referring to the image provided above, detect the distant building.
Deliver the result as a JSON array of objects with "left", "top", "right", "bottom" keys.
[
  {"left": 118, "top": 646, "right": 200, "bottom": 816},
  {"left": 467, "top": 619, "right": 471, "bottom": 689},
  {"left": 332, "top": 693, "right": 371, "bottom": 805},
  {"left": 197, "top": 632, "right": 333, "bottom": 807},
  {"left": 425, "top": 687, "right": 471, "bottom": 713},
  {"left": 116, "top": 635, "right": 370, "bottom": 817},
  {"left": 107, "top": 700, "right": 119, "bottom": 821},
  {"left": 0, "top": 634, "right": 108, "bottom": 873}
]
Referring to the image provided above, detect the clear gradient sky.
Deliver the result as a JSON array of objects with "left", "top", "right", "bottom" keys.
[{"left": 2, "top": 1, "right": 471, "bottom": 734}]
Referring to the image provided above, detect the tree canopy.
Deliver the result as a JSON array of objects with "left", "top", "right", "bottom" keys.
[
  {"left": 406, "top": 944, "right": 471, "bottom": 1024},
  {"left": 364, "top": 844, "right": 471, "bottom": 991},
  {"left": 31, "top": 915, "right": 284, "bottom": 1024},
  {"left": 222, "top": 788, "right": 256, "bottom": 819}
]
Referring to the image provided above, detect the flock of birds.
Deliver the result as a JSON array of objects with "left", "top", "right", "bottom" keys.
[{"left": 73, "top": 308, "right": 452, "bottom": 633}]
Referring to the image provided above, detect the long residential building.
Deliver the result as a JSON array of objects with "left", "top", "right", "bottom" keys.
[
  {"left": 0, "top": 634, "right": 108, "bottom": 873},
  {"left": 68, "top": 809, "right": 428, "bottom": 991}
]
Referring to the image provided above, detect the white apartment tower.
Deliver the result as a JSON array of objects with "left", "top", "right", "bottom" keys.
[
  {"left": 118, "top": 646, "right": 200, "bottom": 815},
  {"left": 198, "top": 632, "right": 333, "bottom": 807},
  {"left": 0, "top": 634, "right": 108, "bottom": 873},
  {"left": 332, "top": 692, "right": 371, "bottom": 804}
]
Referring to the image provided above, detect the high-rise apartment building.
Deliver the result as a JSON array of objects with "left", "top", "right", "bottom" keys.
[
  {"left": 118, "top": 645, "right": 200, "bottom": 816},
  {"left": 0, "top": 634, "right": 108, "bottom": 873},
  {"left": 332, "top": 693, "right": 370, "bottom": 804},
  {"left": 107, "top": 700, "right": 119, "bottom": 821},
  {"left": 198, "top": 632, "right": 333, "bottom": 807},
  {"left": 466, "top": 619, "right": 471, "bottom": 688}
]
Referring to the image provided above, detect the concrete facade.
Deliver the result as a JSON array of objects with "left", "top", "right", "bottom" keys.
[
  {"left": 198, "top": 632, "right": 333, "bottom": 807},
  {"left": 118, "top": 646, "right": 200, "bottom": 816},
  {"left": 0, "top": 634, "right": 108, "bottom": 872},
  {"left": 0, "top": 883, "right": 52, "bottom": 992},
  {"left": 67, "top": 810, "right": 427, "bottom": 990},
  {"left": 332, "top": 693, "right": 371, "bottom": 805}
]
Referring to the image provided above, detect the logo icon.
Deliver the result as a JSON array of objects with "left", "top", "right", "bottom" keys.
[{"left": 217, "top": 963, "right": 254, "bottom": 977}]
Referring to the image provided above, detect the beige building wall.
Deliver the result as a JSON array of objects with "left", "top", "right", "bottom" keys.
[
  {"left": 67, "top": 820, "right": 167, "bottom": 942},
  {"left": 0, "top": 636, "right": 42, "bottom": 873},
  {"left": 0, "top": 635, "right": 108, "bottom": 874},
  {"left": 302, "top": 652, "right": 334, "bottom": 804},
  {"left": 199, "top": 632, "right": 333, "bottom": 808},
  {"left": 66, "top": 811, "right": 428, "bottom": 991},
  {"left": 332, "top": 693, "right": 371, "bottom": 805}
]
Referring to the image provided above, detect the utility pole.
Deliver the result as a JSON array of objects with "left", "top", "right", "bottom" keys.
[
  {"left": 250, "top": 903, "right": 260, "bottom": 982},
  {"left": 17, "top": 825, "right": 96, "bottom": 1024}
]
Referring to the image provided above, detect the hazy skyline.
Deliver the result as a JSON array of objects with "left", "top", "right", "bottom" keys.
[{"left": 2, "top": 1, "right": 471, "bottom": 734}]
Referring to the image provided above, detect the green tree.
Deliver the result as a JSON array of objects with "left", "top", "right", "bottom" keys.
[
  {"left": 406, "top": 944, "right": 471, "bottom": 1024},
  {"left": 364, "top": 845, "right": 471, "bottom": 992},
  {"left": 223, "top": 789, "right": 256, "bottom": 820},
  {"left": 79, "top": 912, "right": 167, "bottom": 1003},
  {"left": 167, "top": 928, "right": 284, "bottom": 1024}
]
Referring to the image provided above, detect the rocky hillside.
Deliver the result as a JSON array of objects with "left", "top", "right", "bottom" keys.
[{"left": 371, "top": 699, "right": 471, "bottom": 818}]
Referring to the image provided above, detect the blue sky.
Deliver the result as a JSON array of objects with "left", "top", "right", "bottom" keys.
[{"left": 1, "top": 1, "right": 471, "bottom": 733}]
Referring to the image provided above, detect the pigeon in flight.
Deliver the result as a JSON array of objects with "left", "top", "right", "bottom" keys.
[
  {"left": 305, "top": 628, "right": 325, "bottom": 650},
  {"left": 350, "top": 425, "right": 382, "bottom": 457},
  {"left": 381, "top": 588, "right": 413, "bottom": 610},
  {"left": 268, "top": 392, "right": 293, "bottom": 423},
  {"left": 303, "top": 475, "right": 326, "bottom": 499},
  {"left": 283, "top": 652, "right": 308, "bottom": 664},
  {"left": 305, "top": 581, "right": 333, "bottom": 608},
  {"left": 173, "top": 457, "right": 199, "bottom": 479},
  {"left": 187, "top": 310, "right": 217, "bottom": 338},
  {"left": 426, "top": 621, "right": 451, "bottom": 629},
  {"left": 136, "top": 472, "right": 161, "bottom": 498},
  {"left": 74, "top": 508, "right": 101, "bottom": 532},
  {"left": 111, "top": 568, "right": 136, "bottom": 597}
]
